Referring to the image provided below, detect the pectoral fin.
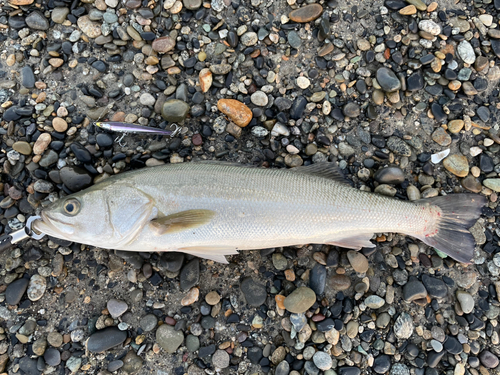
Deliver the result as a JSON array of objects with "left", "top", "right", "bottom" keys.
[
  {"left": 326, "top": 234, "right": 375, "bottom": 249},
  {"left": 177, "top": 246, "right": 240, "bottom": 264},
  {"left": 149, "top": 209, "right": 215, "bottom": 235}
]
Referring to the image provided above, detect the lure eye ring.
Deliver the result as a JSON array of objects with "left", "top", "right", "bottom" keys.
[{"left": 63, "top": 198, "right": 81, "bottom": 216}]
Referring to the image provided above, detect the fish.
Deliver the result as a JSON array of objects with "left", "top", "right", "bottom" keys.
[{"left": 32, "top": 162, "right": 486, "bottom": 264}]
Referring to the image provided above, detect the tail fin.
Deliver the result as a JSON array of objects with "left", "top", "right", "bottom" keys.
[{"left": 415, "top": 194, "right": 487, "bottom": 263}]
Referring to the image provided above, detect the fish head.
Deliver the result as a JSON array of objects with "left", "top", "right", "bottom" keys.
[
  {"left": 34, "top": 182, "right": 156, "bottom": 248},
  {"left": 34, "top": 189, "right": 111, "bottom": 244}
]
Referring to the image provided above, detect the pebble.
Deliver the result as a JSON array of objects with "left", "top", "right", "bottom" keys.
[
  {"left": 403, "top": 280, "right": 427, "bottom": 302},
  {"left": 376, "top": 68, "right": 401, "bottom": 92},
  {"left": 21, "top": 66, "right": 35, "bottom": 88},
  {"left": 394, "top": 313, "right": 413, "bottom": 339},
  {"left": 284, "top": 287, "right": 316, "bottom": 313},
  {"left": 457, "top": 41, "right": 476, "bottom": 64},
  {"left": 484, "top": 179, "right": 500, "bottom": 192},
  {"left": 251, "top": 91, "right": 268, "bottom": 106},
  {"left": 87, "top": 327, "right": 127, "bottom": 352},
  {"left": 313, "top": 351, "right": 332, "bottom": 371},
  {"left": 347, "top": 251, "right": 369, "bottom": 273},
  {"left": 217, "top": 99, "right": 253, "bottom": 127},
  {"left": 161, "top": 100, "right": 190, "bottom": 122},
  {"left": 443, "top": 155, "right": 469, "bottom": 177},
  {"left": 289, "top": 4, "right": 323, "bottom": 23},
  {"left": 156, "top": 324, "right": 184, "bottom": 353},
  {"left": 241, "top": 277, "right": 267, "bottom": 306},
  {"left": 374, "top": 167, "right": 404, "bottom": 184},
  {"left": 199, "top": 68, "right": 212, "bottom": 93},
  {"left": 364, "top": 295, "right": 385, "bottom": 309},
  {"left": 152, "top": 36, "right": 176, "bottom": 53},
  {"left": 297, "top": 76, "right": 310, "bottom": 89},
  {"left": 421, "top": 275, "right": 447, "bottom": 298},
  {"left": 479, "top": 350, "right": 499, "bottom": 368},
  {"left": 418, "top": 19, "right": 441, "bottom": 35},
  {"left": 309, "top": 264, "right": 326, "bottom": 295},
  {"left": 343, "top": 102, "right": 360, "bottom": 118},
  {"left": 212, "top": 349, "right": 230, "bottom": 368},
  {"left": 27, "top": 275, "right": 46, "bottom": 301},
  {"left": 5, "top": 278, "right": 29, "bottom": 305},
  {"left": 107, "top": 299, "right": 128, "bottom": 318},
  {"left": 44, "top": 348, "right": 61, "bottom": 366},
  {"left": 456, "top": 291, "right": 474, "bottom": 313},
  {"left": 139, "top": 314, "right": 158, "bottom": 332}
]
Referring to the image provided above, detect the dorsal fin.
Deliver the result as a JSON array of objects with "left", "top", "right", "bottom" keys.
[{"left": 290, "top": 162, "right": 350, "bottom": 184}]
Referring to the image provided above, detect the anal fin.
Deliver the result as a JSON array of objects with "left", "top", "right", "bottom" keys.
[
  {"left": 177, "top": 246, "right": 239, "bottom": 264},
  {"left": 326, "top": 234, "right": 375, "bottom": 250}
]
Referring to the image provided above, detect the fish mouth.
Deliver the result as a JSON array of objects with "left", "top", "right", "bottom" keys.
[{"left": 34, "top": 211, "right": 75, "bottom": 237}]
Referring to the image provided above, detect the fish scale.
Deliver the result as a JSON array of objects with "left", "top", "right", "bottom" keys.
[{"left": 33, "top": 162, "right": 485, "bottom": 264}]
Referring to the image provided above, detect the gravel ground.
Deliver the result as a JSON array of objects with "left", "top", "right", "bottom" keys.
[{"left": 1, "top": 0, "right": 500, "bottom": 374}]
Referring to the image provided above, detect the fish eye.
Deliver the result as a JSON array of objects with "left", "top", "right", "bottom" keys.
[{"left": 63, "top": 199, "right": 81, "bottom": 216}]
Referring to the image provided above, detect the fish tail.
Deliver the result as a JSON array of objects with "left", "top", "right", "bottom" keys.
[{"left": 414, "top": 194, "right": 487, "bottom": 263}]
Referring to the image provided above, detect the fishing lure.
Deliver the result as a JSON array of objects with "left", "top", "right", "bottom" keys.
[{"left": 95, "top": 122, "right": 181, "bottom": 146}]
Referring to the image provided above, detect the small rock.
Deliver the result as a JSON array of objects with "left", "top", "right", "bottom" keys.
[
  {"left": 347, "top": 251, "right": 369, "bottom": 273},
  {"left": 443, "top": 154, "right": 469, "bottom": 177},
  {"left": 5, "top": 278, "right": 29, "bottom": 305},
  {"left": 289, "top": 4, "right": 323, "bottom": 23},
  {"left": 87, "top": 327, "right": 127, "bottom": 352},
  {"left": 240, "top": 277, "right": 267, "bottom": 306},
  {"left": 161, "top": 99, "right": 190, "bottom": 122},
  {"left": 156, "top": 324, "right": 184, "bottom": 353},
  {"left": 217, "top": 99, "right": 253, "bottom": 127},
  {"left": 376, "top": 67, "right": 401, "bottom": 92},
  {"left": 107, "top": 299, "right": 128, "bottom": 318},
  {"left": 27, "top": 274, "right": 46, "bottom": 301},
  {"left": 456, "top": 291, "right": 474, "bottom": 313},
  {"left": 284, "top": 287, "right": 316, "bottom": 313}
]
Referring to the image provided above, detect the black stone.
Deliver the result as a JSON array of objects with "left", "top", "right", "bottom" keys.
[
  {"left": 444, "top": 336, "right": 463, "bottom": 355},
  {"left": 21, "top": 66, "right": 35, "bottom": 88},
  {"left": 373, "top": 355, "right": 391, "bottom": 374},
  {"left": 91, "top": 60, "right": 108, "bottom": 72},
  {"left": 199, "top": 344, "right": 216, "bottom": 357},
  {"left": 158, "top": 252, "right": 184, "bottom": 273},
  {"left": 60, "top": 166, "right": 93, "bottom": 192},
  {"left": 430, "top": 103, "right": 446, "bottom": 122},
  {"left": 406, "top": 72, "right": 423, "bottom": 91},
  {"left": 480, "top": 154, "right": 494, "bottom": 173},
  {"left": 316, "top": 318, "right": 335, "bottom": 332},
  {"left": 290, "top": 96, "right": 307, "bottom": 120},
  {"left": 3, "top": 106, "right": 22, "bottom": 122},
  {"left": 240, "top": 277, "right": 267, "bottom": 306},
  {"left": 247, "top": 347, "right": 263, "bottom": 364},
  {"left": 444, "top": 69, "right": 457, "bottom": 80},
  {"left": 70, "top": 143, "right": 92, "bottom": 163},
  {"left": 87, "top": 327, "right": 127, "bottom": 352},
  {"left": 180, "top": 259, "right": 199, "bottom": 291},
  {"left": 338, "top": 367, "right": 361, "bottom": 375},
  {"left": 19, "top": 357, "right": 41, "bottom": 375},
  {"left": 427, "top": 350, "right": 444, "bottom": 367},
  {"left": 44, "top": 348, "right": 61, "bottom": 366},
  {"left": 309, "top": 264, "right": 326, "bottom": 295},
  {"left": 420, "top": 54, "right": 435, "bottom": 64},
  {"left": 425, "top": 85, "right": 443, "bottom": 96},
  {"left": 96, "top": 133, "right": 113, "bottom": 148},
  {"left": 491, "top": 40, "right": 500, "bottom": 58},
  {"left": 421, "top": 274, "right": 447, "bottom": 298},
  {"left": 5, "top": 278, "right": 29, "bottom": 305},
  {"left": 477, "top": 106, "right": 490, "bottom": 122}
]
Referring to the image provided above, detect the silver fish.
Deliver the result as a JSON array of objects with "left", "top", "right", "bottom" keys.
[{"left": 33, "top": 162, "right": 486, "bottom": 264}]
